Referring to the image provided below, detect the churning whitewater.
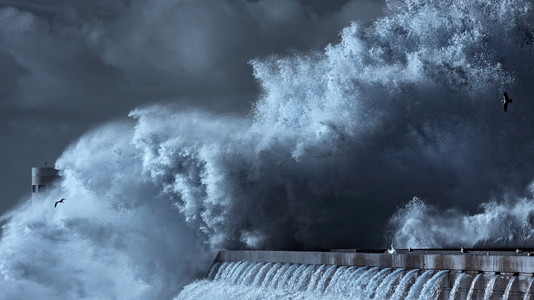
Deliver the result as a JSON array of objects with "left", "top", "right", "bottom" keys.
[
  {"left": 1, "top": 0, "right": 534, "bottom": 298},
  {"left": 175, "top": 261, "right": 519, "bottom": 300}
]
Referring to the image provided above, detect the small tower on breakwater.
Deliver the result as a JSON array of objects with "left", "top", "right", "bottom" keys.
[{"left": 31, "top": 164, "right": 60, "bottom": 194}]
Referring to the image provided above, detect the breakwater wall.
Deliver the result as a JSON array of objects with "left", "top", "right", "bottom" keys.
[{"left": 208, "top": 249, "right": 534, "bottom": 299}]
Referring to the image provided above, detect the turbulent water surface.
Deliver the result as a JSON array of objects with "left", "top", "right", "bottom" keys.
[{"left": 1, "top": 0, "right": 534, "bottom": 298}]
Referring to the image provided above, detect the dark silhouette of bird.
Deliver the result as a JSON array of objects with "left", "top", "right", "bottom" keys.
[
  {"left": 54, "top": 198, "right": 65, "bottom": 208},
  {"left": 502, "top": 92, "right": 513, "bottom": 112}
]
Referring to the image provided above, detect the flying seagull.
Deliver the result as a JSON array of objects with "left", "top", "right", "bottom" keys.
[
  {"left": 54, "top": 198, "right": 65, "bottom": 208},
  {"left": 502, "top": 92, "right": 513, "bottom": 112}
]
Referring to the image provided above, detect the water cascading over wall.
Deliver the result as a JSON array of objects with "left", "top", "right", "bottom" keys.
[{"left": 176, "top": 250, "right": 534, "bottom": 300}]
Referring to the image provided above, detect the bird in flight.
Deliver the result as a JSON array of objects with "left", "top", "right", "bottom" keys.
[
  {"left": 502, "top": 92, "right": 513, "bottom": 112},
  {"left": 54, "top": 198, "right": 65, "bottom": 208}
]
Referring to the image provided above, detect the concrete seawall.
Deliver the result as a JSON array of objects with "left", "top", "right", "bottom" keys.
[{"left": 213, "top": 249, "right": 534, "bottom": 299}]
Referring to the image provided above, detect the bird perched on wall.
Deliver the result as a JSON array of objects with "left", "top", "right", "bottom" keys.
[
  {"left": 388, "top": 244, "right": 396, "bottom": 254},
  {"left": 54, "top": 198, "right": 65, "bottom": 208},
  {"left": 502, "top": 92, "right": 513, "bottom": 112}
]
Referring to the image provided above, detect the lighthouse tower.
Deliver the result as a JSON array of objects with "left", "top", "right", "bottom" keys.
[{"left": 31, "top": 165, "right": 60, "bottom": 193}]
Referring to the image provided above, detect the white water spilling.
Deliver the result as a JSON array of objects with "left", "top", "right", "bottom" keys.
[
  {"left": 467, "top": 273, "right": 483, "bottom": 300},
  {"left": 275, "top": 264, "right": 296, "bottom": 289},
  {"left": 524, "top": 277, "right": 534, "bottom": 300},
  {"left": 406, "top": 269, "right": 435, "bottom": 300},
  {"left": 483, "top": 274, "right": 499, "bottom": 300},
  {"left": 503, "top": 276, "right": 517, "bottom": 300},
  {"left": 374, "top": 268, "right": 406, "bottom": 299},
  {"left": 449, "top": 272, "right": 466, "bottom": 300},
  {"left": 351, "top": 266, "right": 381, "bottom": 297},
  {"left": 178, "top": 262, "right": 447, "bottom": 300},
  {"left": 306, "top": 264, "right": 328, "bottom": 291},
  {"left": 392, "top": 269, "right": 420, "bottom": 300},
  {"left": 364, "top": 268, "right": 392, "bottom": 298},
  {"left": 334, "top": 266, "right": 367, "bottom": 295},
  {"left": 285, "top": 264, "right": 309, "bottom": 290},
  {"left": 419, "top": 270, "right": 450, "bottom": 300},
  {"left": 323, "top": 266, "right": 348, "bottom": 294},
  {"left": 315, "top": 265, "right": 338, "bottom": 293},
  {"left": 180, "top": 260, "right": 534, "bottom": 299}
]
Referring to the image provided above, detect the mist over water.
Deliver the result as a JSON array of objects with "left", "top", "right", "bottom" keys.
[
  {"left": 2, "top": 0, "right": 534, "bottom": 298},
  {"left": 0, "top": 122, "right": 205, "bottom": 299}
]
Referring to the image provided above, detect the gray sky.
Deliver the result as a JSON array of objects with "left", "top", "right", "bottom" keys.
[{"left": 0, "top": 0, "right": 385, "bottom": 215}]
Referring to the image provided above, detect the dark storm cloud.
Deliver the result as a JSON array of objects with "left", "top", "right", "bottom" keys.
[{"left": 0, "top": 0, "right": 385, "bottom": 214}]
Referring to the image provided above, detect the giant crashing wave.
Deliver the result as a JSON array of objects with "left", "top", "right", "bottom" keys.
[{"left": 2, "top": 0, "right": 534, "bottom": 298}]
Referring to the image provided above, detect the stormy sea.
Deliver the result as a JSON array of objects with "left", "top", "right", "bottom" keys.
[{"left": 2, "top": 0, "right": 534, "bottom": 299}]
